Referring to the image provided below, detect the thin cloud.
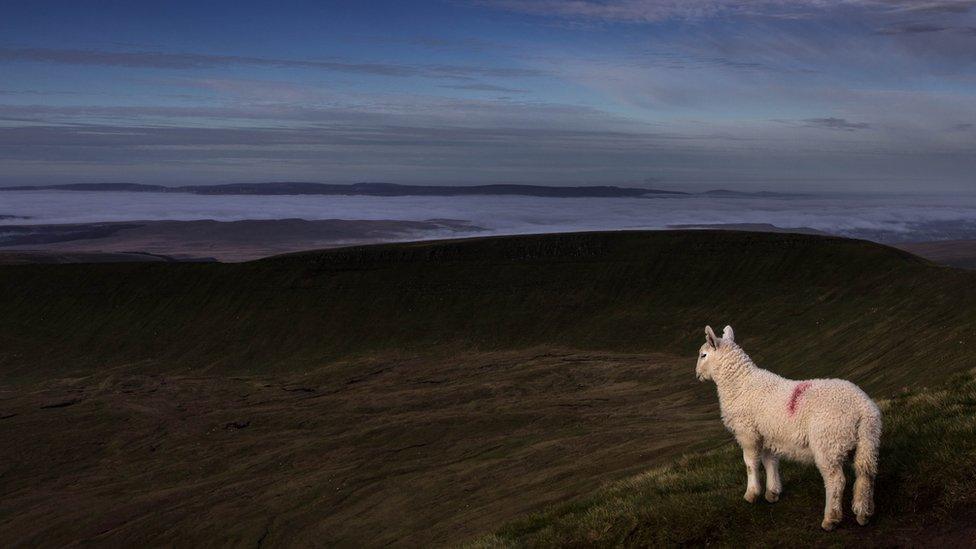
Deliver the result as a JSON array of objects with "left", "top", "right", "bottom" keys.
[
  {"left": 474, "top": 0, "right": 976, "bottom": 22},
  {"left": 0, "top": 47, "right": 547, "bottom": 80},
  {"left": 439, "top": 83, "right": 529, "bottom": 93},
  {"left": 363, "top": 35, "right": 514, "bottom": 53},
  {"left": 801, "top": 117, "right": 872, "bottom": 131},
  {"left": 0, "top": 122, "right": 680, "bottom": 151},
  {"left": 0, "top": 89, "right": 90, "bottom": 96},
  {"left": 889, "top": 0, "right": 976, "bottom": 14},
  {"left": 875, "top": 23, "right": 950, "bottom": 34}
]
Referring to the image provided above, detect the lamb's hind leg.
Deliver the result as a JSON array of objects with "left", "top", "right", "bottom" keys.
[
  {"left": 762, "top": 449, "right": 781, "bottom": 503},
  {"left": 740, "top": 439, "right": 763, "bottom": 503},
  {"left": 814, "top": 453, "right": 846, "bottom": 531},
  {"left": 852, "top": 470, "right": 875, "bottom": 526}
]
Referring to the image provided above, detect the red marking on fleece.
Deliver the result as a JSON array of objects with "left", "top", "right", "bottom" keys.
[{"left": 788, "top": 382, "right": 813, "bottom": 416}]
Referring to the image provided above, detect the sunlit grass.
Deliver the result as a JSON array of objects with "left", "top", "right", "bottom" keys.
[{"left": 473, "top": 372, "right": 976, "bottom": 547}]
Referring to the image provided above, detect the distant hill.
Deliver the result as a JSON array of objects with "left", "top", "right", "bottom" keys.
[{"left": 1, "top": 182, "right": 686, "bottom": 198}]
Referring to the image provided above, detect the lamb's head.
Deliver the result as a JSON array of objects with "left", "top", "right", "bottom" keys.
[{"left": 696, "top": 325, "right": 735, "bottom": 382}]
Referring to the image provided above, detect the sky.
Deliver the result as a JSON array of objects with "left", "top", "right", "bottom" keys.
[{"left": 1, "top": 0, "right": 975, "bottom": 192}]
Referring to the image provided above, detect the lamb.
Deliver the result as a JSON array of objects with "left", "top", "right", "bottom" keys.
[{"left": 696, "top": 325, "right": 882, "bottom": 531}]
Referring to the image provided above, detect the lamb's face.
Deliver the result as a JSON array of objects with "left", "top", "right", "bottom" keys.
[
  {"left": 697, "top": 324, "right": 733, "bottom": 382},
  {"left": 696, "top": 342, "right": 715, "bottom": 381}
]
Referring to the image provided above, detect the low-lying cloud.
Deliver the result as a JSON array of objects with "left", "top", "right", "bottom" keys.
[{"left": 4, "top": 190, "right": 976, "bottom": 244}]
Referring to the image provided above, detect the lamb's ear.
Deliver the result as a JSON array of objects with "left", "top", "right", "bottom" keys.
[
  {"left": 722, "top": 325, "right": 735, "bottom": 344},
  {"left": 705, "top": 325, "right": 719, "bottom": 349}
]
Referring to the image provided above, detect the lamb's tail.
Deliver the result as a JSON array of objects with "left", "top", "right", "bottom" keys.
[{"left": 852, "top": 402, "right": 882, "bottom": 525}]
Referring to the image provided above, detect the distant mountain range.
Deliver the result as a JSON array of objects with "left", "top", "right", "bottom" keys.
[{"left": 1, "top": 182, "right": 810, "bottom": 198}]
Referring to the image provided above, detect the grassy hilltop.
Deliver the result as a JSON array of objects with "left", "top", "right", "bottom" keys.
[{"left": 1, "top": 231, "right": 975, "bottom": 545}]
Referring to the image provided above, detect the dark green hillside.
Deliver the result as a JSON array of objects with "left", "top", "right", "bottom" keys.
[
  {"left": 2, "top": 231, "right": 976, "bottom": 546},
  {"left": 0, "top": 230, "right": 974, "bottom": 389}
]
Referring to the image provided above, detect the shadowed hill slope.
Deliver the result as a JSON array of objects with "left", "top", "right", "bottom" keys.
[
  {"left": 1, "top": 230, "right": 974, "bottom": 390},
  {"left": 2, "top": 231, "right": 976, "bottom": 546}
]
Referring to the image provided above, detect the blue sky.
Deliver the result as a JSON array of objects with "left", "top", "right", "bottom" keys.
[{"left": 1, "top": 0, "right": 975, "bottom": 191}]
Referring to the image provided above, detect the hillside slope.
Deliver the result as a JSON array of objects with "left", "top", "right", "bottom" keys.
[
  {"left": 1, "top": 231, "right": 975, "bottom": 545},
  {"left": 476, "top": 371, "right": 976, "bottom": 547},
  {"left": 1, "top": 231, "right": 974, "bottom": 389}
]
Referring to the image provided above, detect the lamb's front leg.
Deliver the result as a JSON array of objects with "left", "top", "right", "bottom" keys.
[
  {"left": 740, "top": 441, "right": 763, "bottom": 503},
  {"left": 761, "top": 449, "right": 781, "bottom": 503}
]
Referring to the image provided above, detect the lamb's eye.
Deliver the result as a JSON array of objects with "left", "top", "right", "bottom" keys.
[{"left": 700, "top": 353, "right": 707, "bottom": 358}]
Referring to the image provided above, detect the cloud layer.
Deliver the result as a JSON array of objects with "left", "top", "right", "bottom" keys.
[{"left": 5, "top": 190, "right": 976, "bottom": 244}]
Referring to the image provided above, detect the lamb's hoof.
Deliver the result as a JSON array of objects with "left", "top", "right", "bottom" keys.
[
  {"left": 821, "top": 518, "right": 839, "bottom": 531},
  {"left": 744, "top": 491, "right": 760, "bottom": 503},
  {"left": 856, "top": 513, "right": 872, "bottom": 526},
  {"left": 765, "top": 490, "right": 780, "bottom": 503}
]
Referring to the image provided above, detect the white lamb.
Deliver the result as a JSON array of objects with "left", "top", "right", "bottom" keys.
[{"left": 696, "top": 325, "right": 882, "bottom": 530}]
